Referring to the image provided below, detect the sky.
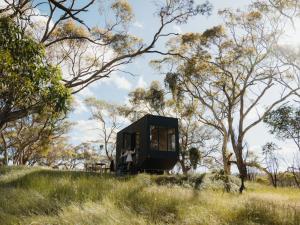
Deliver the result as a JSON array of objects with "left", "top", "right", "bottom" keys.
[{"left": 6, "top": 0, "right": 297, "bottom": 168}]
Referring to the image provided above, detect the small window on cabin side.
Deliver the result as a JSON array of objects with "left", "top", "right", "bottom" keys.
[
  {"left": 150, "top": 126, "right": 158, "bottom": 150},
  {"left": 168, "top": 128, "right": 176, "bottom": 151},
  {"left": 150, "top": 126, "right": 176, "bottom": 151},
  {"left": 159, "top": 127, "right": 168, "bottom": 151}
]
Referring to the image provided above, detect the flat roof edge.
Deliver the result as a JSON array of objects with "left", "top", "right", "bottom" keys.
[{"left": 117, "top": 114, "right": 178, "bottom": 134}]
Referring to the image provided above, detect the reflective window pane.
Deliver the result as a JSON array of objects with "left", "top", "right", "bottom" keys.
[
  {"left": 168, "top": 128, "right": 176, "bottom": 151},
  {"left": 159, "top": 127, "right": 168, "bottom": 151},
  {"left": 150, "top": 126, "right": 176, "bottom": 151}
]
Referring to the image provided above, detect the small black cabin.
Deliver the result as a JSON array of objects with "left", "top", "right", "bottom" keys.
[{"left": 116, "top": 114, "right": 179, "bottom": 174}]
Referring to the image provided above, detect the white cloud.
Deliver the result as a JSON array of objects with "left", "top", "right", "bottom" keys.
[
  {"left": 110, "top": 75, "right": 132, "bottom": 90},
  {"left": 279, "top": 18, "right": 300, "bottom": 47},
  {"left": 72, "top": 96, "right": 88, "bottom": 115},
  {"left": 96, "top": 74, "right": 132, "bottom": 91},
  {"left": 133, "top": 21, "right": 143, "bottom": 28},
  {"left": 123, "top": 95, "right": 131, "bottom": 105},
  {"left": 70, "top": 119, "right": 99, "bottom": 143},
  {"left": 277, "top": 143, "right": 299, "bottom": 167},
  {"left": 136, "top": 75, "right": 147, "bottom": 88},
  {"left": 77, "top": 87, "right": 94, "bottom": 98},
  {"left": 173, "top": 24, "right": 183, "bottom": 34}
]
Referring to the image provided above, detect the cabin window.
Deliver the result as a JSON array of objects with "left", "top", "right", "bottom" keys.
[
  {"left": 168, "top": 128, "right": 176, "bottom": 151},
  {"left": 150, "top": 126, "right": 176, "bottom": 151},
  {"left": 150, "top": 126, "right": 159, "bottom": 150},
  {"left": 159, "top": 127, "right": 168, "bottom": 151}
]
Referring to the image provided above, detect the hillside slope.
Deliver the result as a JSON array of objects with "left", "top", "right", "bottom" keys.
[{"left": 0, "top": 167, "right": 300, "bottom": 225}]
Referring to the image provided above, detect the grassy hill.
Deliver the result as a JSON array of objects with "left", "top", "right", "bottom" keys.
[{"left": 0, "top": 167, "right": 300, "bottom": 225}]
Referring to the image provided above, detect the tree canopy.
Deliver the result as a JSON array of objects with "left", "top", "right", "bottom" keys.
[
  {"left": 0, "top": 17, "right": 70, "bottom": 129},
  {"left": 264, "top": 105, "right": 300, "bottom": 151}
]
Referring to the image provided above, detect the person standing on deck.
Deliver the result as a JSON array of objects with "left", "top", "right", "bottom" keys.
[{"left": 122, "top": 149, "right": 135, "bottom": 171}]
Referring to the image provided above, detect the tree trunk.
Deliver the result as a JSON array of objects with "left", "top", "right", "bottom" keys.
[
  {"left": 239, "top": 176, "right": 245, "bottom": 194},
  {"left": 235, "top": 143, "right": 247, "bottom": 194},
  {"left": 0, "top": 133, "right": 8, "bottom": 165},
  {"left": 4, "top": 147, "right": 8, "bottom": 165},
  {"left": 238, "top": 166, "right": 247, "bottom": 193},
  {"left": 222, "top": 135, "right": 232, "bottom": 175},
  {"left": 291, "top": 167, "right": 300, "bottom": 188},
  {"left": 274, "top": 174, "right": 277, "bottom": 188},
  {"left": 180, "top": 159, "right": 190, "bottom": 175}
]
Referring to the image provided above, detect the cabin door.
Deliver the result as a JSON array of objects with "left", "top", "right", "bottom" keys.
[{"left": 123, "top": 133, "right": 133, "bottom": 150}]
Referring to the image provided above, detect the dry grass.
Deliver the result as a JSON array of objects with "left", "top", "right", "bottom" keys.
[{"left": 0, "top": 166, "right": 300, "bottom": 225}]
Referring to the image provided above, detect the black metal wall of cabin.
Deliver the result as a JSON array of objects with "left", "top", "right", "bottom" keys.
[
  {"left": 115, "top": 116, "right": 148, "bottom": 169},
  {"left": 139, "top": 115, "right": 179, "bottom": 171},
  {"left": 116, "top": 132, "right": 122, "bottom": 168},
  {"left": 123, "top": 117, "right": 148, "bottom": 169}
]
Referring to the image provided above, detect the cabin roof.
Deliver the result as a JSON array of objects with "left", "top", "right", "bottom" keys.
[{"left": 118, "top": 114, "right": 178, "bottom": 134}]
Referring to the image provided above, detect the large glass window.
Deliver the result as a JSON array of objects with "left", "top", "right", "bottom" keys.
[
  {"left": 159, "top": 127, "right": 168, "bottom": 151},
  {"left": 168, "top": 128, "right": 176, "bottom": 151},
  {"left": 150, "top": 126, "right": 176, "bottom": 151}
]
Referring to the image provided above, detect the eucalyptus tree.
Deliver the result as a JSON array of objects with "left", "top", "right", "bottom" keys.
[
  {"left": 264, "top": 105, "right": 300, "bottom": 187},
  {"left": 155, "top": 5, "right": 300, "bottom": 192},
  {"left": 0, "top": 17, "right": 70, "bottom": 130},
  {"left": 0, "top": 109, "right": 71, "bottom": 165},
  {"left": 85, "top": 97, "right": 124, "bottom": 161},
  {"left": 262, "top": 142, "right": 280, "bottom": 187}
]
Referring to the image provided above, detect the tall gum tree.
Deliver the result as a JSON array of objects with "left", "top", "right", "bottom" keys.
[
  {"left": 0, "top": 0, "right": 212, "bottom": 93},
  {"left": 84, "top": 97, "right": 124, "bottom": 161},
  {"left": 155, "top": 3, "right": 300, "bottom": 192}
]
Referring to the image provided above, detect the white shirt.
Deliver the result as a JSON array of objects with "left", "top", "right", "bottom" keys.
[{"left": 123, "top": 150, "right": 134, "bottom": 162}]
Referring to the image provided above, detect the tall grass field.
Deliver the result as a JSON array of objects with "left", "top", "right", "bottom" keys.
[{"left": 0, "top": 166, "right": 300, "bottom": 225}]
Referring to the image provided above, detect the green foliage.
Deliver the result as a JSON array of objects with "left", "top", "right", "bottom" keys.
[
  {"left": 0, "top": 167, "right": 300, "bottom": 225},
  {"left": 145, "top": 81, "right": 165, "bottom": 113},
  {"left": 125, "top": 81, "right": 166, "bottom": 117},
  {"left": 111, "top": 0, "right": 133, "bottom": 22},
  {"left": 264, "top": 106, "right": 300, "bottom": 149},
  {"left": 0, "top": 17, "right": 71, "bottom": 126},
  {"left": 164, "top": 72, "right": 183, "bottom": 102}
]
